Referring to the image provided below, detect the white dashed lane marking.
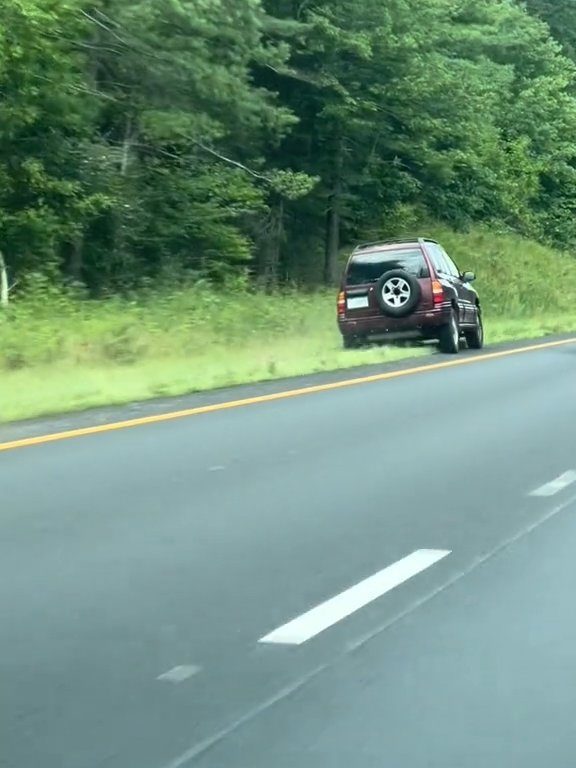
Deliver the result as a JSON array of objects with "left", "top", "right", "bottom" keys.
[
  {"left": 157, "top": 665, "right": 201, "bottom": 684},
  {"left": 259, "top": 549, "right": 451, "bottom": 646},
  {"left": 530, "top": 471, "right": 576, "bottom": 498}
]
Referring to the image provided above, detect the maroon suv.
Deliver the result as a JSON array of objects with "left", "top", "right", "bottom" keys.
[{"left": 337, "top": 238, "right": 483, "bottom": 353}]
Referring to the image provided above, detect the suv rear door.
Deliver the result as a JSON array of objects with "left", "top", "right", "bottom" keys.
[
  {"left": 425, "top": 243, "right": 470, "bottom": 320},
  {"left": 343, "top": 247, "right": 433, "bottom": 318},
  {"left": 441, "top": 248, "right": 477, "bottom": 324}
]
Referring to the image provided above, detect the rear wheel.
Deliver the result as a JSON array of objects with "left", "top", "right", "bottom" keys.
[
  {"left": 438, "top": 310, "right": 460, "bottom": 354},
  {"left": 343, "top": 335, "right": 363, "bottom": 349},
  {"left": 464, "top": 309, "right": 484, "bottom": 350}
]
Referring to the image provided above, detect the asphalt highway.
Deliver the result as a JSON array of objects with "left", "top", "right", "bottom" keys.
[{"left": 1, "top": 339, "right": 576, "bottom": 768}]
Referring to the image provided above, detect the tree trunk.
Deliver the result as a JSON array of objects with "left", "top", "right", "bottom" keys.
[
  {"left": 324, "top": 203, "right": 340, "bottom": 285},
  {"left": 324, "top": 138, "right": 343, "bottom": 285},
  {"left": 120, "top": 116, "right": 133, "bottom": 177},
  {"left": 108, "top": 115, "right": 136, "bottom": 269},
  {"left": 258, "top": 197, "right": 284, "bottom": 290},
  {"left": 0, "top": 251, "right": 8, "bottom": 307},
  {"left": 68, "top": 239, "right": 84, "bottom": 283}
]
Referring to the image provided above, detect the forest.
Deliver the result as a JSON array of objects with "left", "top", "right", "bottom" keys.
[
  {"left": 1, "top": 0, "right": 576, "bottom": 294},
  {"left": 3, "top": 0, "right": 576, "bottom": 423}
]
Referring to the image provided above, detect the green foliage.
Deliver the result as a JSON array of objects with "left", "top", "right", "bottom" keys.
[
  {"left": 1, "top": 0, "right": 576, "bottom": 291},
  {"left": 258, "top": 0, "right": 576, "bottom": 280},
  {"left": 524, "top": 0, "right": 576, "bottom": 59},
  {"left": 0, "top": 0, "right": 112, "bottom": 274}
]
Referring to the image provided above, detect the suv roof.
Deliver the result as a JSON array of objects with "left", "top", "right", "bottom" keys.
[{"left": 353, "top": 237, "right": 437, "bottom": 253}]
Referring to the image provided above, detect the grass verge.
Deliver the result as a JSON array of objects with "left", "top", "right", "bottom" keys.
[
  {"left": 0, "top": 339, "right": 430, "bottom": 424},
  {"left": 1, "top": 227, "right": 576, "bottom": 424}
]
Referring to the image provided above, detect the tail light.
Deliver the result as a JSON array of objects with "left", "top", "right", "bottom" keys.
[
  {"left": 337, "top": 291, "right": 346, "bottom": 318},
  {"left": 432, "top": 280, "right": 444, "bottom": 306}
]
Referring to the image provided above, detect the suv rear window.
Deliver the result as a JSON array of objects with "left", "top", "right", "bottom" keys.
[{"left": 345, "top": 248, "right": 429, "bottom": 286}]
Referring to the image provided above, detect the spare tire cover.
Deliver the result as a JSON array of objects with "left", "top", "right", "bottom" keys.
[{"left": 375, "top": 269, "right": 422, "bottom": 317}]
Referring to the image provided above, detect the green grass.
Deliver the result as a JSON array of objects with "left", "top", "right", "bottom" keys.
[
  {"left": 1, "top": 226, "right": 576, "bottom": 424},
  {"left": 0, "top": 289, "right": 431, "bottom": 423}
]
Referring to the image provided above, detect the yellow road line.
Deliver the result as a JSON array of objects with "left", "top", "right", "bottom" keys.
[{"left": 1, "top": 336, "right": 575, "bottom": 453}]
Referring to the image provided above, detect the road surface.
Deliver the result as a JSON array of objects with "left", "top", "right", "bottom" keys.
[{"left": 2, "top": 339, "right": 576, "bottom": 768}]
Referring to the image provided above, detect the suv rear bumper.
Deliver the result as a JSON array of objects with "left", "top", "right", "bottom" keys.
[{"left": 338, "top": 307, "right": 450, "bottom": 342}]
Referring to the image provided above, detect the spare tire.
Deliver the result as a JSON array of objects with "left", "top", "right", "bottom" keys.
[{"left": 376, "top": 269, "right": 422, "bottom": 317}]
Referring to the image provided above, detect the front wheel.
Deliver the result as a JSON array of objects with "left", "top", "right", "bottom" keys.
[
  {"left": 438, "top": 310, "right": 460, "bottom": 354},
  {"left": 464, "top": 310, "right": 484, "bottom": 350}
]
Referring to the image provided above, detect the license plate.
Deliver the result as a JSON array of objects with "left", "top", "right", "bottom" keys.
[{"left": 346, "top": 295, "right": 369, "bottom": 310}]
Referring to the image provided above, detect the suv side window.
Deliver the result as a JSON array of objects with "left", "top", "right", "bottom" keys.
[
  {"left": 441, "top": 249, "right": 460, "bottom": 278},
  {"left": 426, "top": 242, "right": 449, "bottom": 275}
]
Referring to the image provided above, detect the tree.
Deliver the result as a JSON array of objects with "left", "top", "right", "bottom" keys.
[
  {"left": 523, "top": 0, "right": 576, "bottom": 59},
  {"left": 262, "top": 0, "right": 576, "bottom": 282},
  {"left": 74, "top": 0, "right": 305, "bottom": 288},
  {"left": 0, "top": 0, "right": 110, "bottom": 279},
  {"left": 3, "top": 0, "right": 576, "bottom": 293}
]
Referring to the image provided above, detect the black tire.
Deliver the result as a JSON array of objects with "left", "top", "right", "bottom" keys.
[
  {"left": 375, "top": 269, "right": 421, "bottom": 318},
  {"left": 343, "top": 335, "right": 363, "bottom": 349},
  {"left": 438, "top": 310, "right": 460, "bottom": 354},
  {"left": 464, "top": 309, "right": 484, "bottom": 350}
]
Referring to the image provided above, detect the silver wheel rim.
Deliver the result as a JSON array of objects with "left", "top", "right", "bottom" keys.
[{"left": 382, "top": 277, "right": 411, "bottom": 309}]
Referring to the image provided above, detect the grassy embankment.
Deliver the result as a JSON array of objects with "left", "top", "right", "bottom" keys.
[{"left": 1, "top": 225, "right": 576, "bottom": 424}]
